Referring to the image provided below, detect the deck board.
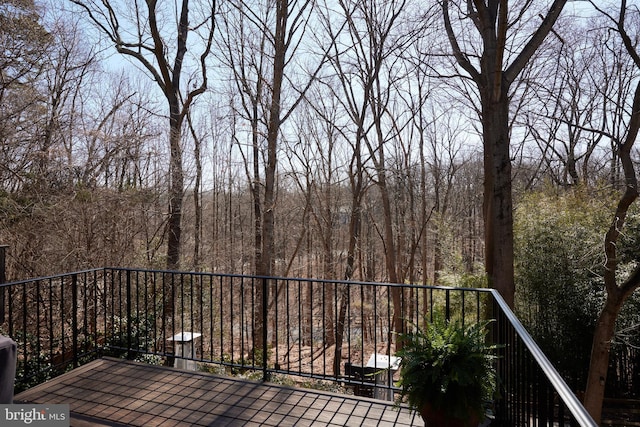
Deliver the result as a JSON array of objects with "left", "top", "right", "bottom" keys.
[{"left": 14, "top": 358, "right": 420, "bottom": 426}]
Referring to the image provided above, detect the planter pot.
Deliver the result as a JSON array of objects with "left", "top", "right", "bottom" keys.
[{"left": 420, "top": 403, "right": 481, "bottom": 427}]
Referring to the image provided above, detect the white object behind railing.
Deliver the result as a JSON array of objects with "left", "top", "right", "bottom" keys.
[
  {"left": 168, "top": 332, "right": 201, "bottom": 371},
  {"left": 366, "top": 353, "right": 401, "bottom": 371},
  {"left": 366, "top": 353, "right": 401, "bottom": 401}
]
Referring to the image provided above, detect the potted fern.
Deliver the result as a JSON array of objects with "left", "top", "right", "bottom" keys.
[{"left": 395, "top": 315, "right": 497, "bottom": 427}]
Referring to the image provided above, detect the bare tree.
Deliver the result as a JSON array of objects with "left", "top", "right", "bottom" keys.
[
  {"left": 286, "top": 92, "right": 344, "bottom": 348},
  {"left": 39, "top": 16, "right": 96, "bottom": 190},
  {"left": 186, "top": 110, "right": 204, "bottom": 271},
  {"left": 522, "top": 21, "right": 613, "bottom": 188},
  {"left": 358, "top": 0, "right": 413, "bottom": 347},
  {"left": 316, "top": 0, "right": 378, "bottom": 372},
  {"left": 69, "top": 0, "right": 216, "bottom": 271},
  {"left": 219, "top": 0, "right": 331, "bottom": 352},
  {"left": 581, "top": 2, "right": 640, "bottom": 422},
  {"left": 442, "top": 0, "right": 569, "bottom": 307},
  {"left": 318, "top": 0, "right": 429, "bottom": 363}
]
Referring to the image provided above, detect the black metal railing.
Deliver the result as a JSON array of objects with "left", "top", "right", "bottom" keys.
[
  {"left": 0, "top": 269, "right": 104, "bottom": 390},
  {"left": 97, "top": 269, "right": 491, "bottom": 384},
  {"left": 491, "top": 291, "right": 597, "bottom": 426},
  {"left": 0, "top": 267, "right": 596, "bottom": 426}
]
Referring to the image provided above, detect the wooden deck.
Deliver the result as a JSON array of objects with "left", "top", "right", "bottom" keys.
[{"left": 14, "top": 358, "right": 421, "bottom": 426}]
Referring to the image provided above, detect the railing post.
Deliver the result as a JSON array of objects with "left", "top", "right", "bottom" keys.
[
  {"left": 72, "top": 274, "right": 78, "bottom": 369},
  {"left": 0, "top": 245, "right": 8, "bottom": 324},
  {"left": 445, "top": 289, "right": 451, "bottom": 320},
  {"left": 126, "top": 270, "right": 133, "bottom": 360},
  {"left": 262, "top": 276, "right": 269, "bottom": 382},
  {"left": 492, "top": 296, "right": 508, "bottom": 425}
]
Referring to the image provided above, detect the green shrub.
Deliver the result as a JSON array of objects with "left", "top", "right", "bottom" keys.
[{"left": 514, "top": 188, "right": 640, "bottom": 389}]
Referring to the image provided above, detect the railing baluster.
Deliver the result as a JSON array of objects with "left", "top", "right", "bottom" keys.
[
  {"left": 231, "top": 276, "right": 235, "bottom": 368},
  {"left": 307, "top": 280, "right": 312, "bottom": 378},
  {"left": 445, "top": 288, "right": 451, "bottom": 320},
  {"left": 82, "top": 272, "right": 88, "bottom": 360},
  {"left": 0, "top": 245, "right": 7, "bottom": 325},
  {"left": 297, "top": 279, "right": 302, "bottom": 374},
  {"left": 199, "top": 275, "right": 204, "bottom": 362},
  {"left": 262, "top": 276, "right": 269, "bottom": 382},
  {"left": 35, "top": 280, "right": 41, "bottom": 377},
  {"left": 21, "top": 283, "right": 27, "bottom": 381},
  {"left": 72, "top": 274, "right": 78, "bottom": 369},
  {"left": 125, "top": 270, "right": 135, "bottom": 360},
  {"left": 217, "top": 276, "right": 222, "bottom": 365}
]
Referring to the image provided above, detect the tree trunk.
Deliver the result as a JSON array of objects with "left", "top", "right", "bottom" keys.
[
  {"left": 582, "top": 59, "right": 640, "bottom": 420},
  {"left": 164, "top": 108, "right": 183, "bottom": 321},
  {"left": 254, "top": 0, "right": 288, "bottom": 356},
  {"left": 260, "top": 1, "right": 287, "bottom": 277},
  {"left": 334, "top": 172, "right": 363, "bottom": 376},
  {"left": 583, "top": 296, "right": 621, "bottom": 423},
  {"left": 164, "top": 0, "right": 190, "bottom": 271},
  {"left": 190, "top": 115, "right": 202, "bottom": 271},
  {"left": 378, "top": 171, "right": 404, "bottom": 347},
  {"left": 480, "top": 91, "right": 515, "bottom": 307},
  {"left": 333, "top": 283, "right": 349, "bottom": 376},
  {"left": 324, "top": 250, "right": 336, "bottom": 347}
]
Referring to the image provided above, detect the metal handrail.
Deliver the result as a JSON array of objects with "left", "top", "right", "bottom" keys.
[
  {"left": 491, "top": 289, "right": 597, "bottom": 426},
  {"left": 0, "top": 268, "right": 105, "bottom": 288}
]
